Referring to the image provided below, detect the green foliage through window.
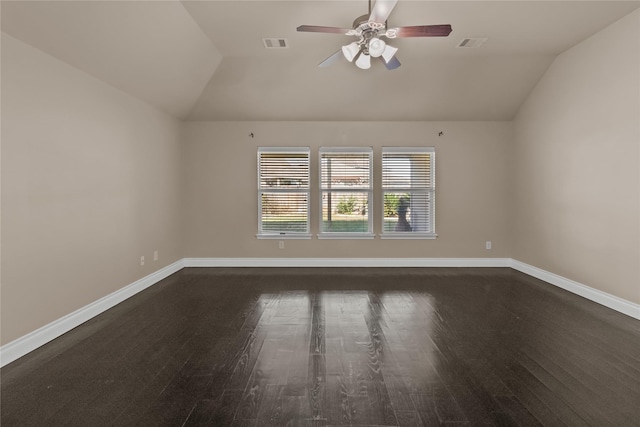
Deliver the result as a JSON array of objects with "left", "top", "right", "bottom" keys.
[
  {"left": 336, "top": 196, "right": 358, "bottom": 214},
  {"left": 384, "top": 193, "right": 410, "bottom": 217}
]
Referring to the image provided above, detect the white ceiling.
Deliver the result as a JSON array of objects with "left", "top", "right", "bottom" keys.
[{"left": 2, "top": 1, "right": 639, "bottom": 121}]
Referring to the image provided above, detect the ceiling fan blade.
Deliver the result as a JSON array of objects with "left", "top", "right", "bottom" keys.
[
  {"left": 369, "top": 0, "right": 398, "bottom": 23},
  {"left": 381, "top": 55, "right": 401, "bottom": 70},
  {"left": 318, "top": 50, "right": 343, "bottom": 68},
  {"left": 389, "top": 24, "right": 452, "bottom": 38},
  {"left": 297, "top": 25, "right": 352, "bottom": 35}
]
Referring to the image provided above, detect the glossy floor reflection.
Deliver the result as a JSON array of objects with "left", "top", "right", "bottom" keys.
[{"left": 2, "top": 267, "right": 639, "bottom": 426}]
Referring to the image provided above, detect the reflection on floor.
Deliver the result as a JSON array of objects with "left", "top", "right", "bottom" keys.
[{"left": 2, "top": 267, "right": 639, "bottom": 426}]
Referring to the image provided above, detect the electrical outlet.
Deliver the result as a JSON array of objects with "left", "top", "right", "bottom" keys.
[
  {"left": 485, "top": 241, "right": 492, "bottom": 250},
  {"left": 153, "top": 250, "right": 158, "bottom": 261},
  {"left": 278, "top": 241, "right": 285, "bottom": 249},
  {"left": 140, "top": 256, "right": 145, "bottom": 266}
]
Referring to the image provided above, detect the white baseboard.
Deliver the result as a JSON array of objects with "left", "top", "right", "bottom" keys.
[
  {"left": 2, "top": 257, "right": 637, "bottom": 367},
  {"left": 183, "top": 257, "right": 512, "bottom": 268},
  {"left": 509, "top": 259, "right": 640, "bottom": 320},
  {"left": 0, "top": 259, "right": 185, "bottom": 368}
]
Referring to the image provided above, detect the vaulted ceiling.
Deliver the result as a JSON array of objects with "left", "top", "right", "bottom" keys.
[{"left": 2, "top": 1, "right": 638, "bottom": 121}]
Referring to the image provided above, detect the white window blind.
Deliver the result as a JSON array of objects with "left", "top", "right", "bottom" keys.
[
  {"left": 381, "top": 147, "right": 436, "bottom": 238},
  {"left": 319, "top": 147, "right": 373, "bottom": 238},
  {"left": 257, "top": 147, "right": 311, "bottom": 238}
]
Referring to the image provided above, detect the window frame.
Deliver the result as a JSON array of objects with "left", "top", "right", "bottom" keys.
[
  {"left": 318, "top": 147, "right": 374, "bottom": 239},
  {"left": 380, "top": 147, "right": 437, "bottom": 239},
  {"left": 257, "top": 147, "right": 312, "bottom": 239}
]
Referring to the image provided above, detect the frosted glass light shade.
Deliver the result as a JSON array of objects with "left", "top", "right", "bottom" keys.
[
  {"left": 342, "top": 42, "right": 360, "bottom": 62},
  {"left": 368, "top": 38, "right": 386, "bottom": 58},
  {"left": 381, "top": 44, "right": 399, "bottom": 63},
  {"left": 355, "top": 53, "right": 371, "bottom": 69}
]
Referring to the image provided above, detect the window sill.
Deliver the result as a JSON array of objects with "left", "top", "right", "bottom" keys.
[
  {"left": 257, "top": 233, "right": 312, "bottom": 240},
  {"left": 317, "top": 233, "right": 375, "bottom": 240},
  {"left": 380, "top": 233, "right": 438, "bottom": 239}
]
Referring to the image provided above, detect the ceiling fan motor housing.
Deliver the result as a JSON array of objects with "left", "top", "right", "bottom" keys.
[{"left": 351, "top": 15, "right": 387, "bottom": 54}]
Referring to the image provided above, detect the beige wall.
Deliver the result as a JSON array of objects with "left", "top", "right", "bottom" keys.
[
  {"left": 182, "top": 121, "right": 513, "bottom": 259},
  {"left": 1, "top": 34, "right": 183, "bottom": 344},
  {"left": 2, "top": 8, "right": 638, "bottom": 350},
  {"left": 512, "top": 10, "right": 640, "bottom": 303}
]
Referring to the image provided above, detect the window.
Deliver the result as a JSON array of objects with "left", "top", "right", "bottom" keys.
[
  {"left": 257, "top": 147, "right": 311, "bottom": 238},
  {"left": 381, "top": 147, "right": 436, "bottom": 238},
  {"left": 319, "top": 147, "right": 373, "bottom": 238}
]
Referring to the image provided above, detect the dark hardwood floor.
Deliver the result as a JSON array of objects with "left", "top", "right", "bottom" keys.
[{"left": 2, "top": 267, "right": 639, "bottom": 426}]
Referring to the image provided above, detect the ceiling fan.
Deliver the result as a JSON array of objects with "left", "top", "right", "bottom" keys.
[{"left": 297, "top": 0, "right": 452, "bottom": 70}]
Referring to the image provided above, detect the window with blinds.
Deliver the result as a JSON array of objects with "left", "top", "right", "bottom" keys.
[
  {"left": 257, "top": 147, "right": 311, "bottom": 238},
  {"left": 319, "top": 147, "right": 373, "bottom": 238},
  {"left": 381, "top": 147, "right": 436, "bottom": 238}
]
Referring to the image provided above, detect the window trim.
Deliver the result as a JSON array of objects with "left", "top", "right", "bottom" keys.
[
  {"left": 257, "top": 147, "right": 312, "bottom": 239},
  {"left": 318, "top": 147, "right": 374, "bottom": 239},
  {"left": 380, "top": 146, "right": 437, "bottom": 239}
]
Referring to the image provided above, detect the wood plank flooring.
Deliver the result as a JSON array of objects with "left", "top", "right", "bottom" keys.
[{"left": 2, "top": 267, "right": 639, "bottom": 426}]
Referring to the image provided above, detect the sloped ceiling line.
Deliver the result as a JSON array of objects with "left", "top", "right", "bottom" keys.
[{"left": 2, "top": 1, "right": 638, "bottom": 121}]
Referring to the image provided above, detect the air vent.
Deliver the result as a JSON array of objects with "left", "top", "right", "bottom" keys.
[
  {"left": 262, "top": 38, "right": 289, "bottom": 49},
  {"left": 457, "top": 38, "right": 488, "bottom": 48}
]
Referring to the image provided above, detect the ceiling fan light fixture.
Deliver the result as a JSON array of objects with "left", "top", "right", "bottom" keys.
[
  {"left": 342, "top": 42, "right": 360, "bottom": 62},
  {"left": 381, "top": 44, "right": 399, "bottom": 63},
  {"left": 368, "top": 37, "right": 386, "bottom": 57},
  {"left": 355, "top": 52, "right": 371, "bottom": 69},
  {"left": 297, "top": 0, "right": 451, "bottom": 70}
]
